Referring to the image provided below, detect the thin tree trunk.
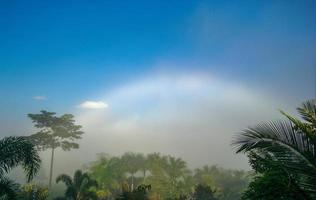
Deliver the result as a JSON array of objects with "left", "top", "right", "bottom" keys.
[
  {"left": 77, "top": 192, "right": 81, "bottom": 200},
  {"left": 143, "top": 170, "right": 146, "bottom": 183},
  {"left": 131, "top": 173, "right": 134, "bottom": 191},
  {"left": 49, "top": 147, "right": 55, "bottom": 188}
]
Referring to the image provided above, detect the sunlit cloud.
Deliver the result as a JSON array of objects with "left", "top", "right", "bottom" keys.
[
  {"left": 79, "top": 101, "right": 108, "bottom": 109},
  {"left": 33, "top": 96, "right": 47, "bottom": 100}
]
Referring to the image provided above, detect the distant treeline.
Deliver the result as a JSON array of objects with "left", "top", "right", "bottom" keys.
[{"left": 85, "top": 152, "right": 249, "bottom": 200}]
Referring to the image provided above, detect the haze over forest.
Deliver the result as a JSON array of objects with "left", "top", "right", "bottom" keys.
[{"left": 1, "top": 0, "right": 315, "bottom": 193}]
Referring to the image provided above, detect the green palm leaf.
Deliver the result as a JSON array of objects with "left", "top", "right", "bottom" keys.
[
  {"left": 55, "top": 170, "right": 98, "bottom": 200},
  {"left": 0, "top": 176, "right": 20, "bottom": 200},
  {"left": 0, "top": 136, "right": 41, "bottom": 182},
  {"left": 233, "top": 99, "right": 316, "bottom": 195},
  {"left": 297, "top": 100, "right": 316, "bottom": 126},
  {"left": 56, "top": 174, "right": 73, "bottom": 187}
]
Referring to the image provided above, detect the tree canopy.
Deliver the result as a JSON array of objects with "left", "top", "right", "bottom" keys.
[
  {"left": 88, "top": 152, "right": 249, "bottom": 200},
  {"left": 28, "top": 110, "right": 83, "bottom": 151},
  {"left": 28, "top": 110, "right": 84, "bottom": 187}
]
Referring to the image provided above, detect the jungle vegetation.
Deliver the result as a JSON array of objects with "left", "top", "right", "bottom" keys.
[
  {"left": 86, "top": 152, "right": 249, "bottom": 200},
  {"left": 1, "top": 99, "right": 315, "bottom": 200}
]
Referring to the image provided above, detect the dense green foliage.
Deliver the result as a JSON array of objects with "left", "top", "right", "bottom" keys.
[
  {"left": 88, "top": 152, "right": 249, "bottom": 200},
  {"left": 194, "top": 166, "right": 248, "bottom": 200},
  {"left": 234, "top": 99, "right": 316, "bottom": 199},
  {"left": 20, "top": 184, "right": 49, "bottom": 200},
  {"left": 241, "top": 152, "right": 309, "bottom": 200},
  {"left": 0, "top": 136, "right": 41, "bottom": 200},
  {"left": 54, "top": 170, "right": 98, "bottom": 200},
  {"left": 28, "top": 110, "right": 84, "bottom": 187},
  {"left": 116, "top": 184, "right": 151, "bottom": 200},
  {"left": 192, "top": 184, "right": 217, "bottom": 200}
]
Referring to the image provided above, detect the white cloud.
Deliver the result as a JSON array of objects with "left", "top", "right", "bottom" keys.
[
  {"left": 79, "top": 101, "right": 108, "bottom": 109},
  {"left": 33, "top": 96, "right": 47, "bottom": 100}
]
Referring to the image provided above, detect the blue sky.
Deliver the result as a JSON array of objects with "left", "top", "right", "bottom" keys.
[{"left": 0, "top": 0, "right": 316, "bottom": 169}]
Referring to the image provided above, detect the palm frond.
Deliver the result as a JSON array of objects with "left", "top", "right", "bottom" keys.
[
  {"left": 0, "top": 136, "right": 41, "bottom": 182},
  {"left": 79, "top": 178, "right": 89, "bottom": 192},
  {"left": 297, "top": 99, "right": 316, "bottom": 126},
  {"left": 233, "top": 120, "right": 316, "bottom": 192},
  {"left": 56, "top": 174, "right": 73, "bottom": 187},
  {"left": 279, "top": 100, "right": 316, "bottom": 141},
  {"left": 280, "top": 110, "right": 316, "bottom": 139},
  {"left": 0, "top": 176, "right": 20, "bottom": 200}
]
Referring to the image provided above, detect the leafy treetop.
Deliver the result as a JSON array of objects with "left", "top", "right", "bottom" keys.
[{"left": 28, "top": 110, "right": 83, "bottom": 151}]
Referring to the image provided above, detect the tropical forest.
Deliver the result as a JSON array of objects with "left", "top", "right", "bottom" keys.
[{"left": 1, "top": 1, "right": 315, "bottom": 200}]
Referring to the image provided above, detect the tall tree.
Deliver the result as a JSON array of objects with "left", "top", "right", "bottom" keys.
[
  {"left": 55, "top": 170, "right": 98, "bottom": 200},
  {"left": 145, "top": 153, "right": 169, "bottom": 198},
  {"left": 164, "top": 156, "right": 191, "bottom": 199},
  {"left": 139, "top": 154, "right": 149, "bottom": 184},
  {"left": 121, "top": 152, "right": 143, "bottom": 191},
  {"left": 233, "top": 99, "right": 316, "bottom": 198},
  {"left": 28, "top": 110, "right": 84, "bottom": 187},
  {"left": 0, "top": 136, "right": 41, "bottom": 199}
]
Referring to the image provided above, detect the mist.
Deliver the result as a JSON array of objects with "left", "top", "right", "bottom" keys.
[
  {"left": 31, "top": 71, "right": 298, "bottom": 179},
  {"left": 1, "top": 1, "right": 315, "bottom": 199}
]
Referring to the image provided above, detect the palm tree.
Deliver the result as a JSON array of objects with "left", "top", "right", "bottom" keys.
[
  {"left": 0, "top": 136, "right": 41, "bottom": 200},
  {"left": 194, "top": 166, "right": 217, "bottom": 187},
  {"left": 164, "top": 156, "right": 191, "bottom": 198},
  {"left": 89, "top": 154, "right": 126, "bottom": 196},
  {"left": 121, "top": 152, "right": 143, "bottom": 191},
  {"left": 147, "top": 153, "right": 166, "bottom": 172},
  {"left": 233, "top": 99, "right": 316, "bottom": 197},
  {"left": 138, "top": 154, "right": 149, "bottom": 183},
  {"left": 165, "top": 156, "right": 189, "bottom": 185},
  {"left": 146, "top": 153, "right": 169, "bottom": 199},
  {"left": 55, "top": 170, "right": 98, "bottom": 200}
]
